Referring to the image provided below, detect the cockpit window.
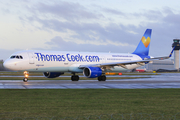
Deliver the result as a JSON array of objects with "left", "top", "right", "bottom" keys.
[
  {"left": 10, "top": 55, "right": 23, "bottom": 59},
  {"left": 10, "top": 56, "right": 16, "bottom": 59}
]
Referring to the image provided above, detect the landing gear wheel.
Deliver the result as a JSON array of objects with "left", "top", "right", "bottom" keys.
[
  {"left": 98, "top": 75, "right": 106, "bottom": 81},
  {"left": 23, "top": 78, "right": 28, "bottom": 82},
  {"left": 23, "top": 71, "right": 29, "bottom": 82},
  {"left": 71, "top": 75, "right": 79, "bottom": 81}
]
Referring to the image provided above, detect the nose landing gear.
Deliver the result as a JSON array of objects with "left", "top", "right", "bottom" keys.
[{"left": 23, "top": 71, "right": 29, "bottom": 82}]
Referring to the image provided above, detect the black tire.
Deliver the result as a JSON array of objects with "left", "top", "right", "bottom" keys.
[
  {"left": 71, "top": 76, "right": 74, "bottom": 81},
  {"left": 98, "top": 76, "right": 102, "bottom": 81},
  {"left": 75, "top": 75, "right": 79, "bottom": 81},
  {"left": 102, "top": 75, "right": 106, "bottom": 81},
  {"left": 71, "top": 75, "right": 79, "bottom": 81},
  {"left": 98, "top": 75, "right": 106, "bottom": 81},
  {"left": 23, "top": 78, "right": 28, "bottom": 82}
]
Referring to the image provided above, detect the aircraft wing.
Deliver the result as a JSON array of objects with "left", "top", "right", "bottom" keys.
[
  {"left": 79, "top": 59, "right": 150, "bottom": 69},
  {"left": 79, "top": 47, "right": 175, "bottom": 69}
]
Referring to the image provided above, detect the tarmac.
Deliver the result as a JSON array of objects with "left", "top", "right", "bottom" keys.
[{"left": 0, "top": 73, "right": 180, "bottom": 89}]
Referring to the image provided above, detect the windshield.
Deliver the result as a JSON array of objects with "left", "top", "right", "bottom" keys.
[{"left": 10, "top": 55, "right": 23, "bottom": 59}]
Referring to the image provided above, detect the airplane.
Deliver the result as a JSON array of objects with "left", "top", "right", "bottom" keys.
[{"left": 3, "top": 29, "right": 174, "bottom": 82}]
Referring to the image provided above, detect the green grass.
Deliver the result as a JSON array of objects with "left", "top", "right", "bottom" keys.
[{"left": 0, "top": 89, "right": 180, "bottom": 119}]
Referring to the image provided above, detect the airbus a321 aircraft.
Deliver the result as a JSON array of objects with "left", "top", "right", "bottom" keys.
[{"left": 3, "top": 29, "right": 174, "bottom": 82}]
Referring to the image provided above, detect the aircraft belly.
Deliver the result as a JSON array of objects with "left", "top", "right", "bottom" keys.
[
  {"left": 26, "top": 67, "right": 69, "bottom": 72},
  {"left": 68, "top": 67, "right": 83, "bottom": 73}
]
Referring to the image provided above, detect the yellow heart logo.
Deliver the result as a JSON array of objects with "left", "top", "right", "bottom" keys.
[{"left": 141, "top": 36, "right": 150, "bottom": 48}]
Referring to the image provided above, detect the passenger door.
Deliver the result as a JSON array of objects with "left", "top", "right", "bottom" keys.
[{"left": 28, "top": 52, "right": 34, "bottom": 64}]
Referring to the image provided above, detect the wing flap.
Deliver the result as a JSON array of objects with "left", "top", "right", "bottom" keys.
[{"left": 78, "top": 47, "right": 175, "bottom": 69}]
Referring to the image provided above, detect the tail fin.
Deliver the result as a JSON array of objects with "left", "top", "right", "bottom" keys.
[{"left": 132, "top": 29, "right": 152, "bottom": 57}]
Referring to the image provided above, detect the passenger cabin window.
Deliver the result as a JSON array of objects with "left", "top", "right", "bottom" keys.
[{"left": 10, "top": 55, "right": 23, "bottom": 59}]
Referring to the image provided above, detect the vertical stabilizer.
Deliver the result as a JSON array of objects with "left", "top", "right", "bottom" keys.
[{"left": 132, "top": 29, "right": 152, "bottom": 57}]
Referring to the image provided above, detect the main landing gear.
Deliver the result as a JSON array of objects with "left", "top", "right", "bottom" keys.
[
  {"left": 23, "top": 71, "right": 29, "bottom": 82},
  {"left": 71, "top": 73, "right": 79, "bottom": 81},
  {"left": 71, "top": 73, "right": 106, "bottom": 81},
  {"left": 98, "top": 75, "right": 106, "bottom": 81}
]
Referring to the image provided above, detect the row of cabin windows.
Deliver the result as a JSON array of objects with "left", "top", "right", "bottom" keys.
[
  {"left": 10, "top": 55, "right": 23, "bottom": 59},
  {"left": 107, "top": 58, "right": 131, "bottom": 61},
  {"left": 100, "top": 58, "right": 131, "bottom": 61}
]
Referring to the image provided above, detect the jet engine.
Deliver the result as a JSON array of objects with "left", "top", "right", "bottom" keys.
[
  {"left": 83, "top": 67, "right": 102, "bottom": 78},
  {"left": 43, "top": 72, "right": 64, "bottom": 78}
]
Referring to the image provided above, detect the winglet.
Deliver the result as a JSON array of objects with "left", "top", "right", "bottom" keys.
[{"left": 168, "top": 47, "right": 175, "bottom": 58}]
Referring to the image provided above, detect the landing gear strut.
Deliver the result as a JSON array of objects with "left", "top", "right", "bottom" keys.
[
  {"left": 98, "top": 75, "right": 106, "bottom": 81},
  {"left": 71, "top": 73, "right": 79, "bottom": 81},
  {"left": 23, "top": 71, "right": 29, "bottom": 82}
]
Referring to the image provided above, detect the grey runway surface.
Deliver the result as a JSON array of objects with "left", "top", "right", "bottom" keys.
[{"left": 0, "top": 73, "right": 180, "bottom": 89}]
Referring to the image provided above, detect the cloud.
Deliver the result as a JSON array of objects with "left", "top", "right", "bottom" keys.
[
  {"left": 163, "top": 13, "right": 180, "bottom": 27},
  {"left": 18, "top": 1, "right": 180, "bottom": 57},
  {"left": 25, "top": 13, "right": 142, "bottom": 46},
  {"left": 103, "top": 8, "right": 125, "bottom": 16},
  {"left": 30, "top": 1, "right": 103, "bottom": 21},
  {"left": 45, "top": 36, "right": 136, "bottom": 53}
]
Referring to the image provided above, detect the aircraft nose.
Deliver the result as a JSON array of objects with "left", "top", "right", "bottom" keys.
[{"left": 3, "top": 60, "right": 13, "bottom": 70}]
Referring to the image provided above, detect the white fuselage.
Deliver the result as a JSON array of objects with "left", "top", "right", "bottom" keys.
[{"left": 3, "top": 50, "right": 143, "bottom": 73}]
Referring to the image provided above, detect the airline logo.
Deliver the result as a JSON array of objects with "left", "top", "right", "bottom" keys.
[
  {"left": 141, "top": 36, "right": 150, "bottom": 48},
  {"left": 34, "top": 53, "right": 100, "bottom": 62}
]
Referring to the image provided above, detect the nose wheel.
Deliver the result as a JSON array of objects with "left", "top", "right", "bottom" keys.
[
  {"left": 23, "top": 71, "right": 29, "bottom": 82},
  {"left": 23, "top": 77, "right": 28, "bottom": 82}
]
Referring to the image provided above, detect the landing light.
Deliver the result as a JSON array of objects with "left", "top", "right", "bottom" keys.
[
  {"left": 24, "top": 71, "right": 29, "bottom": 78},
  {"left": 25, "top": 74, "right": 29, "bottom": 78},
  {"left": 24, "top": 71, "right": 28, "bottom": 74}
]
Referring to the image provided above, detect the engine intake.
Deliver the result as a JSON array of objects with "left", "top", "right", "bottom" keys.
[
  {"left": 43, "top": 72, "right": 64, "bottom": 78},
  {"left": 83, "top": 67, "right": 102, "bottom": 78}
]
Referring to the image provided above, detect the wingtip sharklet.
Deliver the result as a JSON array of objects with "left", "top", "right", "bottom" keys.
[{"left": 168, "top": 47, "right": 175, "bottom": 58}]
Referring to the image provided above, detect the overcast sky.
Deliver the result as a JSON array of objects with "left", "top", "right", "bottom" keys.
[{"left": 0, "top": 0, "right": 180, "bottom": 60}]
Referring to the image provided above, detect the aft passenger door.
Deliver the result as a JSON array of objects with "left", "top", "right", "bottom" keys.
[{"left": 102, "top": 56, "right": 106, "bottom": 63}]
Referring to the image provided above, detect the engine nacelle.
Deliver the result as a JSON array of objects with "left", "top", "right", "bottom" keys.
[
  {"left": 43, "top": 72, "right": 64, "bottom": 78},
  {"left": 83, "top": 67, "right": 102, "bottom": 78}
]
